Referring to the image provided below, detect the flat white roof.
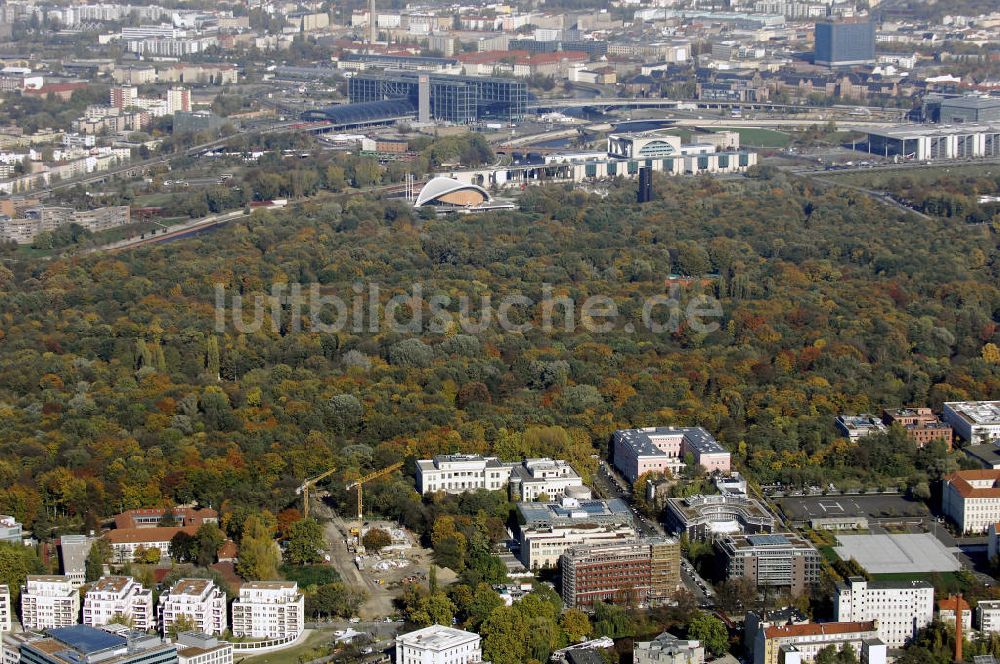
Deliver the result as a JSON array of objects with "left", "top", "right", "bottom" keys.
[
  {"left": 866, "top": 123, "right": 1000, "bottom": 139},
  {"left": 946, "top": 401, "right": 1000, "bottom": 425},
  {"left": 397, "top": 625, "right": 479, "bottom": 651}
]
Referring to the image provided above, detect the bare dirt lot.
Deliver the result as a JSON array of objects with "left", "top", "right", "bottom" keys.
[{"left": 313, "top": 500, "right": 453, "bottom": 620}]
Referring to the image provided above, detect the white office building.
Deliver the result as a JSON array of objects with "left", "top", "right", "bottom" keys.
[
  {"left": 943, "top": 469, "right": 1000, "bottom": 534},
  {"left": 120, "top": 24, "right": 178, "bottom": 40},
  {"left": 943, "top": 401, "right": 1000, "bottom": 442},
  {"left": 834, "top": 577, "right": 933, "bottom": 648},
  {"left": 978, "top": 600, "right": 1000, "bottom": 633},
  {"left": 634, "top": 632, "right": 705, "bottom": 664},
  {"left": 395, "top": 624, "right": 482, "bottom": 664},
  {"left": 0, "top": 585, "right": 10, "bottom": 633},
  {"left": 507, "top": 458, "right": 587, "bottom": 501},
  {"left": 83, "top": 576, "right": 154, "bottom": 631},
  {"left": 175, "top": 632, "right": 233, "bottom": 664},
  {"left": 0, "top": 516, "right": 22, "bottom": 545},
  {"left": 20, "top": 576, "right": 80, "bottom": 630},
  {"left": 863, "top": 124, "right": 1000, "bottom": 162},
  {"left": 158, "top": 579, "right": 227, "bottom": 636},
  {"left": 517, "top": 498, "right": 637, "bottom": 569},
  {"left": 415, "top": 455, "right": 589, "bottom": 502},
  {"left": 231, "top": 582, "right": 304, "bottom": 640},
  {"left": 415, "top": 455, "right": 513, "bottom": 494}
]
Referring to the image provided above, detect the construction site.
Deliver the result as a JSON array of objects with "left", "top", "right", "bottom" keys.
[{"left": 297, "top": 465, "right": 453, "bottom": 620}]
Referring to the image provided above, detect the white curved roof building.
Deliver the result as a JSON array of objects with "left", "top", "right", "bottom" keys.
[{"left": 414, "top": 177, "right": 491, "bottom": 208}]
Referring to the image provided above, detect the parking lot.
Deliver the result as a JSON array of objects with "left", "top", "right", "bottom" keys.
[{"left": 776, "top": 493, "right": 930, "bottom": 527}]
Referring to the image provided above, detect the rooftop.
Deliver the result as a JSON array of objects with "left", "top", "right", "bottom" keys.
[
  {"left": 166, "top": 578, "right": 215, "bottom": 596},
  {"left": 635, "top": 632, "right": 702, "bottom": 655},
  {"left": 867, "top": 124, "right": 1000, "bottom": 140},
  {"left": 45, "top": 625, "right": 124, "bottom": 655},
  {"left": 518, "top": 498, "right": 633, "bottom": 528},
  {"left": 240, "top": 581, "right": 297, "bottom": 590},
  {"left": 89, "top": 576, "right": 133, "bottom": 593},
  {"left": 27, "top": 575, "right": 74, "bottom": 584},
  {"left": 946, "top": 401, "right": 1000, "bottom": 425},
  {"left": 961, "top": 443, "right": 1000, "bottom": 468},
  {"left": 837, "top": 414, "right": 885, "bottom": 427},
  {"left": 396, "top": 625, "right": 479, "bottom": 651},
  {"left": 945, "top": 469, "right": 1000, "bottom": 499},
  {"left": 938, "top": 595, "right": 971, "bottom": 611},
  {"left": 883, "top": 407, "right": 934, "bottom": 418},
  {"left": 613, "top": 426, "right": 727, "bottom": 456},
  {"left": 844, "top": 576, "right": 933, "bottom": 590},
  {"left": 764, "top": 621, "right": 878, "bottom": 639},
  {"left": 27, "top": 626, "right": 170, "bottom": 664},
  {"left": 722, "top": 532, "right": 816, "bottom": 553},
  {"left": 940, "top": 96, "right": 1000, "bottom": 110},
  {"left": 511, "top": 458, "right": 580, "bottom": 481}
]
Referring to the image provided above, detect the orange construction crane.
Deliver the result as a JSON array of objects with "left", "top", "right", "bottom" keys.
[
  {"left": 296, "top": 466, "right": 337, "bottom": 519},
  {"left": 345, "top": 462, "right": 404, "bottom": 521}
]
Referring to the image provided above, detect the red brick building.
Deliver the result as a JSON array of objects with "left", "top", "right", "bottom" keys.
[
  {"left": 882, "top": 407, "right": 953, "bottom": 448},
  {"left": 560, "top": 539, "right": 680, "bottom": 609}
]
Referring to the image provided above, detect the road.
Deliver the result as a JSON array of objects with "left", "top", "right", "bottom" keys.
[
  {"left": 798, "top": 174, "right": 933, "bottom": 221},
  {"left": 82, "top": 209, "right": 249, "bottom": 254},
  {"left": 593, "top": 460, "right": 715, "bottom": 606}
]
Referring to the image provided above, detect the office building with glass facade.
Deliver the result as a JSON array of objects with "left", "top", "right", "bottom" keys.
[
  {"left": 814, "top": 20, "right": 875, "bottom": 67},
  {"left": 348, "top": 72, "right": 526, "bottom": 123}
]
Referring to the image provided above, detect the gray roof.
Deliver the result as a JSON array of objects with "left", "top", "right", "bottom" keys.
[
  {"left": 636, "top": 632, "right": 703, "bottom": 656},
  {"left": 517, "top": 498, "right": 633, "bottom": 528},
  {"left": 963, "top": 443, "right": 1000, "bottom": 468},
  {"left": 940, "top": 96, "right": 1000, "bottom": 110},
  {"left": 46, "top": 626, "right": 124, "bottom": 654},
  {"left": 59, "top": 535, "right": 92, "bottom": 576},
  {"left": 613, "top": 426, "right": 726, "bottom": 456},
  {"left": 566, "top": 650, "right": 606, "bottom": 664},
  {"left": 843, "top": 576, "right": 933, "bottom": 590}
]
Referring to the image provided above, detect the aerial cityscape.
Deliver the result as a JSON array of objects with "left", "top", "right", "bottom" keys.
[{"left": 0, "top": 0, "right": 997, "bottom": 663}]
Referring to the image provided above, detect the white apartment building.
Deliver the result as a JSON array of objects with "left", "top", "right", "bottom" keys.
[
  {"left": 0, "top": 585, "right": 10, "bottom": 633},
  {"left": 943, "top": 401, "right": 1000, "bottom": 442},
  {"left": 507, "top": 458, "right": 587, "bottom": 501},
  {"left": 121, "top": 24, "right": 178, "bottom": 40},
  {"left": 231, "top": 582, "right": 304, "bottom": 640},
  {"left": 158, "top": 579, "right": 227, "bottom": 636},
  {"left": 395, "top": 624, "right": 482, "bottom": 664},
  {"left": 834, "top": 577, "right": 933, "bottom": 648},
  {"left": 83, "top": 576, "right": 154, "bottom": 630},
  {"left": 20, "top": 575, "right": 80, "bottom": 630},
  {"left": 943, "top": 469, "right": 1000, "bottom": 534},
  {"left": 415, "top": 455, "right": 513, "bottom": 494},
  {"left": 167, "top": 88, "right": 191, "bottom": 114},
  {"left": 978, "top": 600, "right": 1000, "bottom": 633}
]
